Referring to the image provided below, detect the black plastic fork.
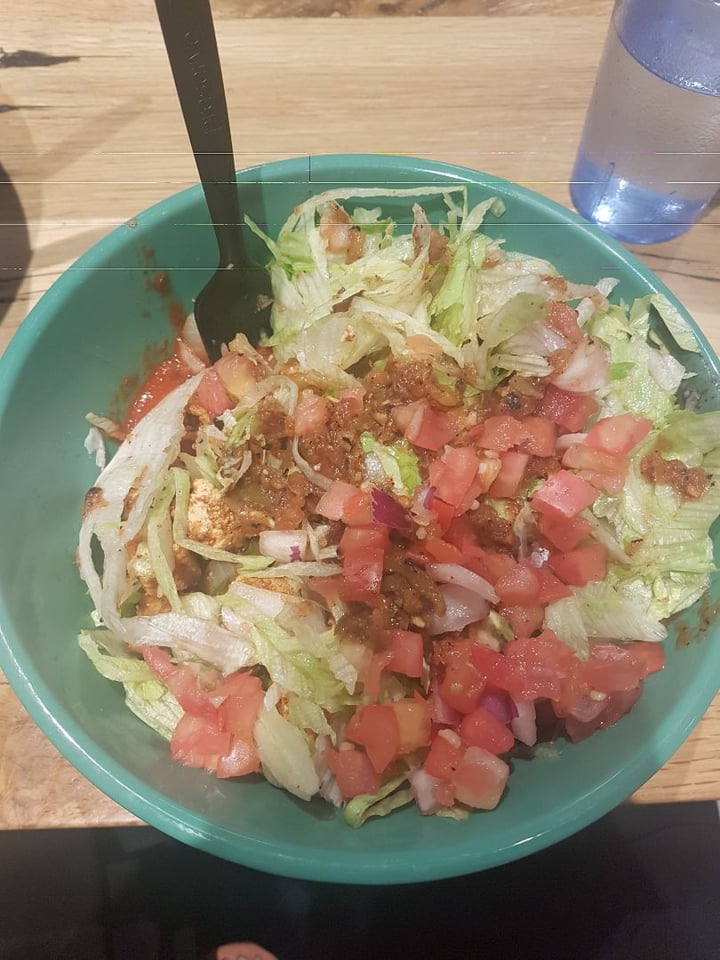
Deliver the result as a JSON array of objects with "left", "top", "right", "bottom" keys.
[{"left": 154, "top": 0, "right": 270, "bottom": 360}]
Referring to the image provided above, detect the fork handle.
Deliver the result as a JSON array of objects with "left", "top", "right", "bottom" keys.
[{"left": 154, "top": 0, "right": 245, "bottom": 268}]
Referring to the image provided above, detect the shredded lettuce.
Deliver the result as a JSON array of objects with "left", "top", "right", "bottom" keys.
[
  {"left": 254, "top": 705, "right": 321, "bottom": 801},
  {"left": 79, "top": 631, "right": 183, "bottom": 740},
  {"left": 344, "top": 776, "right": 414, "bottom": 828},
  {"left": 543, "top": 580, "right": 667, "bottom": 659},
  {"left": 360, "top": 432, "right": 422, "bottom": 495}
]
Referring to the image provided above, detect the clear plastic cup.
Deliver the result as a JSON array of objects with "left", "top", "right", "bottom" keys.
[{"left": 571, "top": 0, "right": 720, "bottom": 244}]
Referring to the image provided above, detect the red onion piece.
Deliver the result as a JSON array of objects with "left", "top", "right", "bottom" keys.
[
  {"left": 479, "top": 689, "right": 518, "bottom": 725},
  {"left": 429, "top": 685, "right": 462, "bottom": 726},
  {"left": 370, "top": 487, "right": 411, "bottom": 529},
  {"left": 258, "top": 530, "right": 308, "bottom": 563}
]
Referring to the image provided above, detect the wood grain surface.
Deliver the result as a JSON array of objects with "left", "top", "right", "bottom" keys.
[{"left": 0, "top": 0, "right": 718, "bottom": 829}]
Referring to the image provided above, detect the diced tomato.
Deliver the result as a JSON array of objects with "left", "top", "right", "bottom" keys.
[
  {"left": 124, "top": 350, "right": 194, "bottom": 432},
  {"left": 428, "top": 447, "right": 482, "bottom": 513},
  {"left": 494, "top": 563, "right": 540, "bottom": 605},
  {"left": 545, "top": 301, "right": 582, "bottom": 343},
  {"left": 459, "top": 706, "right": 515, "bottom": 755},
  {"left": 561, "top": 443, "right": 628, "bottom": 494},
  {"left": 391, "top": 697, "right": 432, "bottom": 754},
  {"left": 532, "top": 470, "right": 598, "bottom": 519},
  {"left": 210, "top": 669, "right": 262, "bottom": 704},
  {"left": 315, "top": 481, "right": 360, "bottom": 521},
  {"left": 488, "top": 450, "right": 529, "bottom": 498},
  {"left": 535, "top": 564, "right": 573, "bottom": 603},
  {"left": 501, "top": 631, "right": 577, "bottom": 701},
  {"left": 500, "top": 603, "right": 546, "bottom": 639},
  {"left": 549, "top": 543, "right": 607, "bottom": 587},
  {"left": 341, "top": 546, "right": 384, "bottom": 601},
  {"left": 440, "top": 659, "right": 486, "bottom": 715},
  {"left": 537, "top": 384, "right": 598, "bottom": 432},
  {"left": 424, "top": 730, "right": 463, "bottom": 780},
  {"left": 537, "top": 512, "right": 592, "bottom": 552},
  {"left": 474, "top": 415, "right": 525, "bottom": 452},
  {"left": 215, "top": 736, "right": 260, "bottom": 779},
  {"left": 294, "top": 389, "right": 331, "bottom": 436},
  {"left": 360, "top": 650, "right": 394, "bottom": 701},
  {"left": 195, "top": 368, "right": 234, "bottom": 416},
  {"left": 516, "top": 417, "right": 556, "bottom": 457},
  {"left": 345, "top": 704, "right": 400, "bottom": 774},
  {"left": 393, "top": 400, "right": 458, "bottom": 451},
  {"left": 171, "top": 713, "right": 232, "bottom": 771},
  {"left": 470, "top": 548, "right": 517, "bottom": 585},
  {"left": 564, "top": 686, "right": 643, "bottom": 743},
  {"left": 586, "top": 413, "right": 653, "bottom": 457},
  {"left": 423, "top": 535, "right": 464, "bottom": 564},
  {"left": 339, "top": 524, "right": 390, "bottom": 555},
  {"left": 462, "top": 414, "right": 551, "bottom": 458},
  {"left": 469, "top": 643, "right": 507, "bottom": 685},
  {"left": 576, "top": 469, "right": 626, "bottom": 494},
  {"left": 384, "top": 630, "right": 424, "bottom": 678},
  {"left": 344, "top": 489, "right": 373, "bottom": 526},
  {"left": 143, "top": 648, "right": 216, "bottom": 721},
  {"left": 217, "top": 675, "right": 264, "bottom": 742},
  {"left": 581, "top": 642, "right": 646, "bottom": 693},
  {"left": 429, "top": 496, "right": 456, "bottom": 534},
  {"left": 214, "top": 353, "right": 258, "bottom": 400},
  {"left": 327, "top": 747, "right": 382, "bottom": 800},
  {"left": 624, "top": 641, "right": 665, "bottom": 676},
  {"left": 561, "top": 443, "right": 628, "bottom": 478},
  {"left": 452, "top": 746, "right": 510, "bottom": 810}
]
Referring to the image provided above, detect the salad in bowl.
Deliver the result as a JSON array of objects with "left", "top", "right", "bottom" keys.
[{"left": 77, "top": 184, "right": 720, "bottom": 827}]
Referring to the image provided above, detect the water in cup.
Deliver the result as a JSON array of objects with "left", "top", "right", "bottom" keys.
[{"left": 571, "top": 1, "right": 720, "bottom": 244}]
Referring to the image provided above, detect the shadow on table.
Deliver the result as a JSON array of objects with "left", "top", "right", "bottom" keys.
[
  {"left": 0, "top": 163, "right": 31, "bottom": 328},
  {"left": 0, "top": 801, "right": 718, "bottom": 960}
]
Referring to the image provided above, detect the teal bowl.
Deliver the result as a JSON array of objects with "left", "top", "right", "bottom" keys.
[{"left": 1, "top": 154, "right": 719, "bottom": 884}]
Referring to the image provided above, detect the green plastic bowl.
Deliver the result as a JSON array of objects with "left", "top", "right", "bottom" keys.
[{"left": 1, "top": 154, "right": 719, "bottom": 884}]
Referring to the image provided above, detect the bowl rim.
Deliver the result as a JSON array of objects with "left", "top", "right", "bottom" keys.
[{"left": 1, "top": 152, "right": 719, "bottom": 884}]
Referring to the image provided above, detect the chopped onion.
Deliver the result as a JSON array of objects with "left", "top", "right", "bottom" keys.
[
  {"left": 258, "top": 530, "right": 308, "bottom": 563},
  {"left": 291, "top": 437, "right": 332, "bottom": 490},
  {"left": 555, "top": 432, "right": 588, "bottom": 452},
  {"left": 429, "top": 686, "right": 461, "bottom": 725},
  {"left": 550, "top": 339, "right": 609, "bottom": 393},
  {"left": 408, "top": 767, "right": 443, "bottom": 816},
  {"left": 426, "top": 563, "right": 498, "bottom": 603},
  {"left": 83, "top": 425, "right": 106, "bottom": 470},
  {"left": 568, "top": 694, "right": 608, "bottom": 724},
  {"left": 176, "top": 337, "right": 208, "bottom": 374},
  {"left": 511, "top": 699, "right": 537, "bottom": 746},
  {"left": 370, "top": 487, "right": 410, "bottom": 529},
  {"left": 180, "top": 313, "right": 210, "bottom": 366},
  {"left": 428, "top": 584, "right": 490, "bottom": 636},
  {"left": 479, "top": 690, "right": 518, "bottom": 725},
  {"left": 409, "top": 484, "right": 435, "bottom": 526}
]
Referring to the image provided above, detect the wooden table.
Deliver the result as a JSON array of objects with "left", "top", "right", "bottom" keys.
[{"left": 1, "top": 0, "right": 718, "bottom": 830}]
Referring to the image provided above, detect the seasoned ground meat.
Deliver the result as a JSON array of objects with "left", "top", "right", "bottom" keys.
[
  {"left": 336, "top": 551, "right": 445, "bottom": 645},
  {"left": 494, "top": 376, "right": 542, "bottom": 417},
  {"left": 298, "top": 358, "right": 464, "bottom": 480},
  {"left": 525, "top": 455, "right": 562, "bottom": 483},
  {"left": 468, "top": 502, "right": 520, "bottom": 555},
  {"left": 640, "top": 450, "right": 710, "bottom": 500}
]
